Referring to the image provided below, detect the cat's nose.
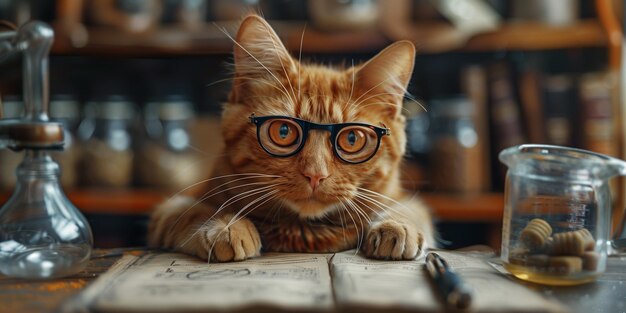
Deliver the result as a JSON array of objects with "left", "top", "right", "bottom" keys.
[{"left": 302, "top": 172, "right": 329, "bottom": 191}]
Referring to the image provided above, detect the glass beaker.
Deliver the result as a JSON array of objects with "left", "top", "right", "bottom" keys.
[{"left": 499, "top": 144, "right": 626, "bottom": 285}]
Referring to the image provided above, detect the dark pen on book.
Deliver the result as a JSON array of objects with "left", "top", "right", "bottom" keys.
[{"left": 424, "top": 252, "right": 473, "bottom": 310}]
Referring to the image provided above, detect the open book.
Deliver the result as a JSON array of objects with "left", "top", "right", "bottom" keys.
[{"left": 65, "top": 251, "right": 566, "bottom": 313}]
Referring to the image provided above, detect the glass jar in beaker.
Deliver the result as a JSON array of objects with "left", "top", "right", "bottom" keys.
[{"left": 499, "top": 144, "right": 626, "bottom": 285}]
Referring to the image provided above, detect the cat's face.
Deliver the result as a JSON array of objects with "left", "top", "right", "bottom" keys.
[{"left": 221, "top": 15, "right": 415, "bottom": 219}]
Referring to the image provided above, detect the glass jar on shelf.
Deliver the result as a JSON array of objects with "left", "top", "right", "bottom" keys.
[
  {"left": 78, "top": 96, "right": 136, "bottom": 188},
  {"left": 136, "top": 96, "right": 205, "bottom": 191},
  {"left": 428, "top": 96, "right": 484, "bottom": 193}
]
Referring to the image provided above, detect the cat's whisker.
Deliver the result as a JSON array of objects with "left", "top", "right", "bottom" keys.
[
  {"left": 342, "top": 74, "right": 398, "bottom": 114},
  {"left": 334, "top": 198, "right": 349, "bottom": 246},
  {"left": 346, "top": 198, "right": 372, "bottom": 224},
  {"left": 205, "top": 191, "right": 280, "bottom": 263},
  {"left": 338, "top": 198, "right": 363, "bottom": 254},
  {"left": 197, "top": 176, "right": 284, "bottom": 203},
  {"left": 206, "top": 225, "right": 229, "bottom": 264},
  {"left": 340, "top": 201, "right": 360, "bottom": 253},
  {"left": 183, "top": 143, "right": 216, "bottom": 157},
  {"left": 215, "top": 76, "right": 296, "bottom": 101},
  {"left": 226, "top": 190, "right": 279, "bottom": 228},
  {"left": 262, "top": 198, "right": 282, "bottom": 224},
  {"left": 265, "top": 26, "right": 298, "bottom": 105},
  {"left": 354, "top": 192, "right": 409, "bottom": 220},
  {"left": 179, "top": 183, "right": 284, "bottom": 248},
  {"left": 357, "top": 100, "right": 412, "bottom": 116},
  {"left": 164, "top": 173, "right": 281, "bottom": 204},
  {"left": 179, "top": 183, "right": 280, "bottom": 241},
  {"left": 168, "top": 176, "right": 284, "bottom": 233},
  {"left": 350, "top": 92, "right": 414, "bottom": 112},
  {"left": 215, "top": 24, "right": 296, "bottom": 107},
  {"left": 297, "top": 24, "right": 306, "bottom": 100},
  {"left": 346, "top": 200, "right": 370, "bottom": 255},
  {"left": 348, "top": 198, "right": 377, "bottom": 223},
  {"left": 357, "top": 187, "right": 414, "bottom": 212},
  {"left": 355, "top": 193, "right": 406, "bottom": 218},
  {"left": 344, "top": 59, "right": 356, "bottom": 109},
  {"left": 209, "top": 183, "right": 283, "bottom": 219},
  {"left": 352, "top": 197, "right": 385, "bottom": 219},
  {"left": 206, "top": 77, "right": 235, "bottom": 88}
]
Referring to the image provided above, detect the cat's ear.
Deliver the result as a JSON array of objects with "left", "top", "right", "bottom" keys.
[
  {"left": 354, "top": 40, "right": 415, "bottom": 116},
  {"left": 233, "top": 15, "right": 296, "bottom": 80}
]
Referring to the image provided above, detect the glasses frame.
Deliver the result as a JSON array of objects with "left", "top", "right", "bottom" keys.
[{"left": 249, "top": 113, "right": 391, "bottom": 164}]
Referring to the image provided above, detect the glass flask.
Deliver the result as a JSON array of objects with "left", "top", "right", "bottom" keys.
[
  {"left": 499, "top": 144, "right": 626, "bottom": 286},
  {"left": 0, "top": 150, "right": 93, "bottom": 279}
]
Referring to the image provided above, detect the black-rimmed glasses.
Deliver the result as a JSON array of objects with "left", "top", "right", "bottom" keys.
[{"left": 248, "top": 114, "right": 390, "bottom": 164}]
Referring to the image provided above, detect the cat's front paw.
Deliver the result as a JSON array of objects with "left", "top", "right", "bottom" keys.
[
  {"left": 203, "top": 216, "right": 262, "bottom": 262},
  {"left": 363, "top": 220, "right": 425, "bottom": 260}
]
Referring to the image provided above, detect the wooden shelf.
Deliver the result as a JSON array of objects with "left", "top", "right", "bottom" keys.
[
  {"left": 0, "top": 189, "right": 504, "bottom": 222},
  {"left": 51, "top": 21, "right": 388, "bottom": 56},
  {"left": 50, "top": 19, "right": 607, "bottom": 57},
  {"left": 463, "top": 20, "right": 607, "bottom": 52},
  {"left": 421, "top": 192, "right": 503, "bottom": 222}
]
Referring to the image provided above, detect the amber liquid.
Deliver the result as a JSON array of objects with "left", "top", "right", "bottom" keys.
[{"left": 504, "top": 262, "right": 600, "bottom": 286}]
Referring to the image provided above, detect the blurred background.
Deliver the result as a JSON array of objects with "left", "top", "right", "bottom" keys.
[{"left": 0, "top": 0, "right": 623, "bottom": 250}]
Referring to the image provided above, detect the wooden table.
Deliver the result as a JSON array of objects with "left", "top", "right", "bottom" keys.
[{"left": 1, "top": 249, "right": 625, "bottom": 313}]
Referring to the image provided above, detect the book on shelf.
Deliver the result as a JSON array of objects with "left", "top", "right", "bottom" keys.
[
  {"left": 63, "top": 250, "right": 566, "bottom": 313},
  {"left": 518, "top": 69, "right": 546, "bottom": 143},
  {"left": 579, "top": 71, "right": 618, "bottom": 157},
  {"left": 542, "top": 74, "right": 578, "bottom": 147},
  {"left": 487, "top": 61, "right": 526, "bottom": 179}
]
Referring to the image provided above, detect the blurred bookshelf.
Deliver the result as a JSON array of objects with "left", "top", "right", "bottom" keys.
[{"left": 0, "top": 0, "right": 623, "bottom": 249}]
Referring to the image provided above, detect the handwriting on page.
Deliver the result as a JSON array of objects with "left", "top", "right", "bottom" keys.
[{"left": 75, "top": 253, "right": 334, "bottom": 312}]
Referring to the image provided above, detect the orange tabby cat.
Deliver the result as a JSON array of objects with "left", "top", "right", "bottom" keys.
[{"left": 148, "top": 15, "right": 434, "bottom": 262}]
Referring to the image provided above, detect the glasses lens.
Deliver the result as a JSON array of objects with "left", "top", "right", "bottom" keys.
[
  {"left": 335, "top": 125, "right": 379, "bottom": 163},
  {"left": 258, "top": 118, "right": 303, "bottom": 156}
]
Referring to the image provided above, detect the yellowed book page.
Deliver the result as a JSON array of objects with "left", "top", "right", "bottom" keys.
[
  {"left": 331, "top": 250, "right": 568, "bottom": 313},
  {"left": 71, "top": 252, "right": 334, "bottom": 313}
]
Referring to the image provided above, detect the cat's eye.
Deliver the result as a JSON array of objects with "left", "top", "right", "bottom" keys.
[
  {"left": 335, "top": 126, "right": 379, "bottom": 163},
  {"left": 337, "top": 127, "right": 367, "bottom": 153},
  {"left": 268, "top": 120, "right": 299, "bottom": 147},
  {"left": 257, "top": 118, "right": 303, "bottom": 156}
]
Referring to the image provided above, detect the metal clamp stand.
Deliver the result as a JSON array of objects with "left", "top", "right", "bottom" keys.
[
  {"left": 0, "top": 21, "right": 64, "bottom": 150},
  {"left": 0, "top": 21, "right": 92, "bottom": 279}
]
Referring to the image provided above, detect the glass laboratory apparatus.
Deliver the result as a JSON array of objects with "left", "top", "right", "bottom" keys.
[
  {"left": 499, "top": 144, "right": 626, "bottom": 286},
  {"left": 0, "top": 22, "right": 93, "bottom": 279}
]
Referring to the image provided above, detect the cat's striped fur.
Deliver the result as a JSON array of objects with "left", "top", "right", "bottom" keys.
[{"left": 148, "top": 15, "right": 434, "bottom": 262}]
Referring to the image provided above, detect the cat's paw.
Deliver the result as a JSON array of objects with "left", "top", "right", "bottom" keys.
[
  {"left": 203, "top": 217, "right": 262, "bottom": 262},
  {"left": 363, "top": 220, "right": 425, "bottom": 260}
]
